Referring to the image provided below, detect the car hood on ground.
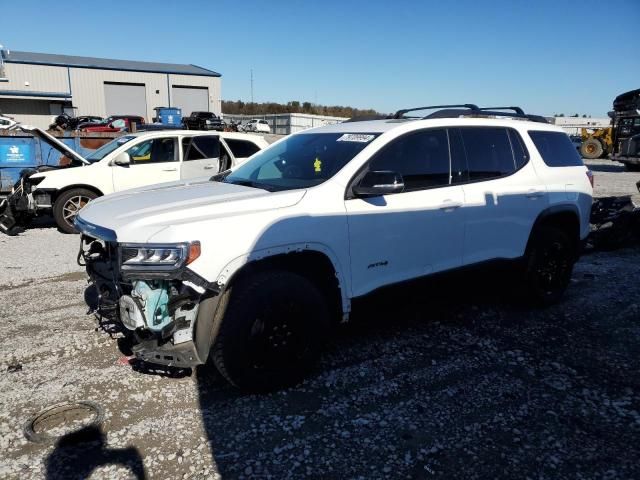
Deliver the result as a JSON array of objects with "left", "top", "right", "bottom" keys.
[{"left": 77, "top": 179, "right": 306, "bottom": 242}]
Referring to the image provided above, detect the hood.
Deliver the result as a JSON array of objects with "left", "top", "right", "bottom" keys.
[
  {"left": 30, "top": 163, "right": 93, "bottom": 182},
  {"left": 18, "top": 125, "right": 89, "bottom": 165},
  {"left": 77, "top": 179, "right": 306, "bottom": 242}
]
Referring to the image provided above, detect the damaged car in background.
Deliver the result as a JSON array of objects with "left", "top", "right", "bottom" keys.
[
  {"left": 0, "top": 127, "right": 267, "bottom": 234},
  {"left": 75, "top": 104, "right": 594, "bottom": 392}
]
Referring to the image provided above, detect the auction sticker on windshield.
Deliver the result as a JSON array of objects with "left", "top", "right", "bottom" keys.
[{"left": 336, "top": 134, "right": 375, "bottom": 143}]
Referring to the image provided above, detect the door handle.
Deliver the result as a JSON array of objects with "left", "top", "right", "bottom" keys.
[
  {"left": 204, "top": 164, "right": 216, "bottom": 170},
  {"left": 439, "top": 200, "right": 463, "bottom": 211},
  {"left": 162, "top": 168, "right": 177, "bottom": 172},
  {"left": 526, "top": 189, "right": 545, "bottom": 198}
]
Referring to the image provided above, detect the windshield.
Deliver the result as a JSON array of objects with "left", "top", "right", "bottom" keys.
[
  {"left": 86, "top": 136, "right": 136, "bottom": 163},
  {"left": 223, "top": 132, "right": 379, "bottom": 191}
]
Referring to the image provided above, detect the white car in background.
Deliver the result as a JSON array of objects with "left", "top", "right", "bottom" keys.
[
  {"left": 242, "top": 119, "right": 271, "bottom": 133},
  {"left": 0, "top": 115, "right": 17, "bottom": 129},
  {"left": 2, "top": 130, "right": 268, "bottom": 233}
]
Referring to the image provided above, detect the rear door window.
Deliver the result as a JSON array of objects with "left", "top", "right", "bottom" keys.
[
  {"left": 182, "top": 135, "right": 220, "bottom": 161},
  {"left": 448, "top": 128, "right": 469, "bottom": 184},
  {"left": 224, "top": 138, "right": 261, "bottom": 158},
  {"left": 459, "top": 127, "right": 517, "bottom": 180},
  {"left": 529, "top": 131, "right": 583, "bottom": 167},
  {"left": 508, "top": 130, "right": 530, "bottom": 169}
]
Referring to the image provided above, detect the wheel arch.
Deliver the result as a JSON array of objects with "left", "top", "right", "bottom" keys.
[
  {"left": 192, "top": 245, "right": 349, "bottom": 367},
  {"left": 52, "top": 184, "right": 104, "bottom": 203},
  {"left": 220, "top": 245, "right": 349, "bottom": 322},
  {"left": 527, "top": 205, "right": 581, "bottom": 257}
]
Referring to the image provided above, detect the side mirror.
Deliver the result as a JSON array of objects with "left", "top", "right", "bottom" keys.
[
  {"left": 353, "top": 171, "right": 404, "bottom": 197},
  {"left": 113, "top": 152, "right": 131, "bottom": 166}
]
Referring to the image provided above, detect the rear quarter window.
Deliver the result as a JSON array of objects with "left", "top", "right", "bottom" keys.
[{"left": 529, "top": 131, "right": 584, "bottom": 167}]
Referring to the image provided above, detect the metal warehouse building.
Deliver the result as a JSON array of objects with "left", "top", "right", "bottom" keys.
[{"left": 0, "top": 49, "right": 221, "bottom": 129}]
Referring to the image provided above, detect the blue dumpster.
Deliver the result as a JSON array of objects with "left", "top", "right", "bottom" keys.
[{"left": 154, "top": 107, "right": 182, "bottom": 126}]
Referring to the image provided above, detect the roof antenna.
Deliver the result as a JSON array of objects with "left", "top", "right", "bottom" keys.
[{"left": 0, "top": 45, "right": 8, "bottom": 82}]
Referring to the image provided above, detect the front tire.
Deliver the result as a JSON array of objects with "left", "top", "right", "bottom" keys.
[
  {"left": 211, "top": 270, "right": 330, "bottom": 392},
  {"left": 522, "top": 226, "right": 575, "bottom": 305},
  {"left": 53, "top": 188, "right": 98, "bottom": 234}
]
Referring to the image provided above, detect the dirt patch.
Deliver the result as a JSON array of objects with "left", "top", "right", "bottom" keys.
[{"left": 44, "top": 271, "right": 87, "bottom": 284}]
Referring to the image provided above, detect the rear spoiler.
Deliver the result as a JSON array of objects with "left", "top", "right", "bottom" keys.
[{"left": 15, "top": 125, "right": 90, "bottom": 166}]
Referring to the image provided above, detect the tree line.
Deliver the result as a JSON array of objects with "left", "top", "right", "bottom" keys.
[{"left": 222, "top": 100, "right": 381, "bottom": 118}]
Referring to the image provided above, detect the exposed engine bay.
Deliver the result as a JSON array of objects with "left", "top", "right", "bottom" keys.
[
  {"left": 0, "top": 166, "right": 58, "bottom": 234},
  {"left": 79, "top": 235, "right": 215, "bottom": 368}
]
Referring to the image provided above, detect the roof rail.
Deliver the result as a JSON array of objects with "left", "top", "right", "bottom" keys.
[
  {"left": 393, "top": 104, "right": 480, "bottom": 119},
  {"left": 478, "top": 106, "right": 525, "bottom": 115},
  {"left": 391, "top": 104, "right": 548, "bottom": 123}
]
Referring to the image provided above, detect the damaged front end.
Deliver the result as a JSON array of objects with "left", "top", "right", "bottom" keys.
[
  {"left": 0, "top": 170, "right": 49, "bottom": 234},
  {"left": 77, "top": 220, "right": 219, "bottom": 368},
  {"left": 1, "top": 125, "right": 90, "bottom": 235}
]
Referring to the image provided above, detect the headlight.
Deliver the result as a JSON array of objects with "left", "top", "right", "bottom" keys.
[
  {"left": 28, "top": 176, "right": 45, "bottom": 186},
  {"left": 26, "top": 176, "right": 45, "bottom": 192},
  {"left": 119, "top": 241, "right": 200, "bottom": 272}
]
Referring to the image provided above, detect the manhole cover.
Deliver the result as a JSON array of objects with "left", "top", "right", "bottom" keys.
[{"left": 24, "top": 400, "right": 105, "bottom": 444}]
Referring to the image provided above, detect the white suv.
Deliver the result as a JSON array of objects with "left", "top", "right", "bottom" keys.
[
  {"left": 243, "top": 119, "right": 271, "bottom": 133},
  {"left": 75, "top": 105, "right": 593, "bottom": 391},
  {"left": 1, "top": 130, "right": 268, "bottom": 233}
]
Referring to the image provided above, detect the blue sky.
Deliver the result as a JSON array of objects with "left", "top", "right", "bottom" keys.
[{"left": 2, "top": 0, "right": 638, "bottom": 116}]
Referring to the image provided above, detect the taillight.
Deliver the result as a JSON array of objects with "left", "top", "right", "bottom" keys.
[{"left": 586, "top": 170, "right": 594, "bottom": 188}]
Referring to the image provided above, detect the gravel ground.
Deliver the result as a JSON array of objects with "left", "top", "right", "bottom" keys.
[
  {"left": 0, "top": 218, "right": 80, "bottom": 286},
  {"left": 587, "top": 158, "right": 640, "bottom": 204},
  {"left": 0, "top": 157, "right": 639, "bottom": 479}
]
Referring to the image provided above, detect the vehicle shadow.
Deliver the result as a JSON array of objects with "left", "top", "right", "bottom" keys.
[
  {"left": 44, "top": 425, "right": 146, "bottom": 480},
  {"left": 195, "top": 263, "right": 524, "bottom": 478}
]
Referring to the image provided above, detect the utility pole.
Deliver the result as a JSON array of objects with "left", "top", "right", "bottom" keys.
[{"left": 250, "top": 69, "right": 254, "bottom": 104}]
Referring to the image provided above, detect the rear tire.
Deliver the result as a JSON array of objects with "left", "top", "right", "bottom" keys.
[
  {"left": 580, "top": 138, "right": 604, "bottom": 159},
  {"left": 53, "top": 188, "right": 98, "bottom": 234},
  {"left": 211, "top": 270, "right": 330, "bottom": 392},
  {"left": 522, "top": 226, "right": 575, "bottom": 306}
]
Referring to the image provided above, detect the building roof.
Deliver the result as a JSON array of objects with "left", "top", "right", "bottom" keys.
[{"left": 1, "top": 50, "right": 220, "bottom": 77}]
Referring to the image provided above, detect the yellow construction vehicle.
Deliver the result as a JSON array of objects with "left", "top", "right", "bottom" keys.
[{"left": 580, "top": 126, "right": 612, "bottom": 159}]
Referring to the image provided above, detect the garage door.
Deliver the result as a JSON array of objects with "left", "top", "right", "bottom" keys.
[
  {"left": 172, "top": 86, "right": 209, "bottom": 116},
  {"left": 104, "top": 82, "right": 147, "bottom": 117}
]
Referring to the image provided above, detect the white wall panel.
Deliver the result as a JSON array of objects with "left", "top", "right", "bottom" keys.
[{"left": 1, "top": 63, "right": 69, "bottom": 94}]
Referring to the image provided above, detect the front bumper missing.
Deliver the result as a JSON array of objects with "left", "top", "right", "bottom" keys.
[
  {"left": 132, "top": 338, "right": 204, "bottom": 367},
  {"left": 0, "top": 177, "right": 50, "bottom": 235},
  {"left": 79, "top": 233, "right": 219, "bottom": 368},
  {"left": 0, "top": 183, "right": 31, "bottom": 235}
]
